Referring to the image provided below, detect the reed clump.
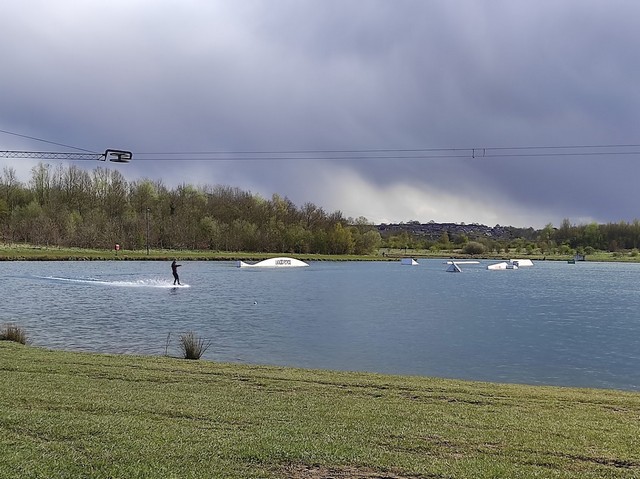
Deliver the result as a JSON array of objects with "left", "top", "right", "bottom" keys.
[
  {"left": 179, "top": 331, "right": 211, "bottom": 360},
  {"left": 0, "top": 323, "right": 28, "bottom": 344}
]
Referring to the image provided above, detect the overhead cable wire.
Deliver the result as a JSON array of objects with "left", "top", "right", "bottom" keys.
[
  {"left": 2, "top": 126, "right": 640, "bottom": 162},
  {"left": 0, "top": 128, "right": 97, "bottom": 153},
  {"left": 135, "top": 143, "right": 640, "bottom": 155},
  {"left": 131, "top": 144, "right": 640, "bottom": 161}
]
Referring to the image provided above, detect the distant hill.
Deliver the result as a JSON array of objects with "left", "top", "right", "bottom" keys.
[{"left": 376, "top": 222, "right": 534, "bottom": 241}]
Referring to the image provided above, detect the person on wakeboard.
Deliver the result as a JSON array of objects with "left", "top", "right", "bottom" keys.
[{"left": 171, "top": 259, "right": 182, "bottom": 285}]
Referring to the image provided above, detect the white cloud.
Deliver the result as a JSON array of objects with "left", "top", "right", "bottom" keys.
[{"left": 310, "top": 164, "right": 555, "bottom": 228}]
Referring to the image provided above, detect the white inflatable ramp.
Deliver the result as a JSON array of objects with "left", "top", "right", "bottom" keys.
[{"left": 237, "top": 257, "right": 309, "bottom": 268}]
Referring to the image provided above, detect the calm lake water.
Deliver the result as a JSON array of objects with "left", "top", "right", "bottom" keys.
[{"left": 3, "top": 259, "right": 640, "bottom": 391}]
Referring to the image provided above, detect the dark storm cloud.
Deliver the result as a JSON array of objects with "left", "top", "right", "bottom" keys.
[{"left": 2, "top": 0, "right": 640, "bottom": 227}]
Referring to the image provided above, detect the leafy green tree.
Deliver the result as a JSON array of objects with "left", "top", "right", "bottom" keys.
[
  {"left": 353, "top": 229, "right": 382, "bottom": 254},
  {"left": 455, "top": 234, "right": 469, "bottom": 246},
  {"left": 11, "top": 200, "right": 43, "bottom": 243},
  {"left": 327, "top": 223, "right": 354, "bottom": 254},
  {"left": 438, "top": 231, "right": 451, "bottom": 250},
  {"left": 462, "top": 241, "right": 485, "bottom": 255},
  {"left": 30, "top": 163, "right": 52, "bottom": 206},
  {"left": 555, "top": 218, "right": 574, "bottom": 246},
  {"left": 199, "top": 216, "right": 223, "bottom": 250}
]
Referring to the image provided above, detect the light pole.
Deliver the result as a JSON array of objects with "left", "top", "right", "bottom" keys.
[{"left": 146, "top": 207, "right": 150, "bottom": 255}]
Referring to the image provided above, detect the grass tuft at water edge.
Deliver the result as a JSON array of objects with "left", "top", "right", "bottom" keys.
[
  {"left": 0, "top": 323, "right": 28, "bottom": 344},
  {"left": 179, "top": 331, "right": 211, "bottom": 360}
]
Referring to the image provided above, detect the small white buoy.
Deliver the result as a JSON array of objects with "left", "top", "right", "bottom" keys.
[{"left": 253, "top": 300, "right": 258, "bottom": 305}]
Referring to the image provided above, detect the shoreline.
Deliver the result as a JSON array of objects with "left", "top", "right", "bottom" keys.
[
  {"left": 12, "top": 341, "right": 640, "bottom": 393},
  {"left": 2, "top": 243, "right": 637, "bottom": 262}
]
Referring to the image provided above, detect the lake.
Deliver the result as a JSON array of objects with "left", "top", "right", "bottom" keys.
[{"left": 4, "top": 259, "right": 640, "bottom": 391}]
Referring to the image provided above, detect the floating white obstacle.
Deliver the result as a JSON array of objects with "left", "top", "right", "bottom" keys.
[
  {"left": 446, "top": 262, "right": 463, "bottom": 273},
  {"left": 444, "top": 260, "right": 479, "bottom": 272},
  {"left": 401, "top": 258, "right": 419, "bottom": 265},
  {"left": 236, "top": 257, "right": 309, "bottom": 268},
  {"left": 510, "top": 259, "right": 534, "bottom": 267},
  {"left": 487, "top": 262, "right": 510, "bottom": 270},
  {"left": 487, "top": 259, "right": 533, "bottom": 270}
]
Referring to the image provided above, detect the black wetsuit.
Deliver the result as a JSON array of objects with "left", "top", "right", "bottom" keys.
[{"left": 171, "top": 261, "right": 181, "bottom": 285}]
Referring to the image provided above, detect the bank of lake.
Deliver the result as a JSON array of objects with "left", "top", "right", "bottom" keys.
[
  {"left": 1, "top": 243, "right": 636, "bottom": 262},
  {"left": 1, "top": 342, "right": 639, "bottom": 479}
]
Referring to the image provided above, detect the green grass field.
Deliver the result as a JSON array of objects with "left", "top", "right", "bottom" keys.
[
  {"left": 0, "top": 244, "right": 383, "bottom": 262},
  {"left": 1, "top": 242, "right": 633, "bottom": 263},
  {"left": 1, "top": 343, "right": 639, "bottom": 478}
]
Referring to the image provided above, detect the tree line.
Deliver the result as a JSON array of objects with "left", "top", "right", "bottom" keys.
[
  {"left": 2, "top": 163, "right": 639, "bottom": 256},
  {"left": 379, "top": 219, "right": 640, "bottom": 256},
  {"left": 0, "top": 163, "right": 381, "bottom": 254}
]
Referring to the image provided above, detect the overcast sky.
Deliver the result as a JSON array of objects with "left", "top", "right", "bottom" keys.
[{"left": 2, "top": 0, "right": 640, "bottom": 228}]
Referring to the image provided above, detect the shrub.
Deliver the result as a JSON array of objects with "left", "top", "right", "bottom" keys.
[
  {"left": 179, "top": 331, "right": 211, "bottom": 360},
  {"left": 0, "top": 323, "right": 28, "bottom": 345},
  {"left": 463, "top": 241, "right": 486, "bottom": 255}
]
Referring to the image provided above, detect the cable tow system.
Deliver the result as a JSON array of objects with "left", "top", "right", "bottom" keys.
[{"left": 0, "top": 149, "right": 132, "bottom": 163}]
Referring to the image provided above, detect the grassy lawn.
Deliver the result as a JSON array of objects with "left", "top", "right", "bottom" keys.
[
  {"left": 1, "top": 343, "right": 639, "bottom": 478},
  {"left": 2, "top": 242, "right": 635, "bottom": 263},
  {"left": 0, "top": 244, "right": 385, "bottom": 262}
]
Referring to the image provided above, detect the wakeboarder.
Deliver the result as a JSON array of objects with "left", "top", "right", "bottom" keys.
[{"left": 171, "top": 259, "right": 182, "bottom": 285}]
